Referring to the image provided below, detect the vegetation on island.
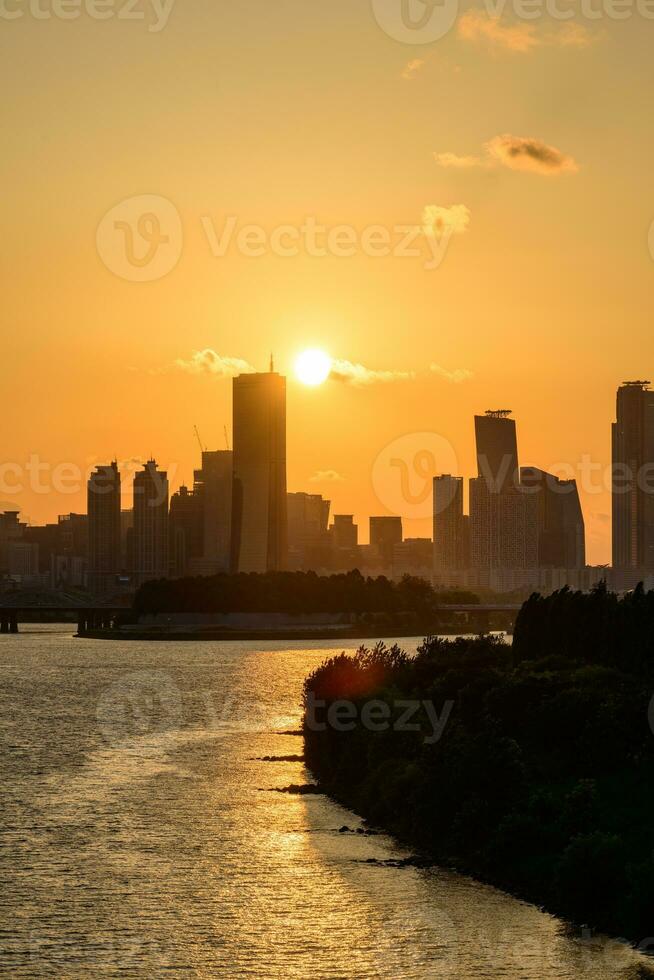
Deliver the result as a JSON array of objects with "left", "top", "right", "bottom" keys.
[
  {"left": 131, "top": 569, "right": 479, "bottom": 622},
  {"left": 303, "top": 582, "right": 654, "bottom": 944}
]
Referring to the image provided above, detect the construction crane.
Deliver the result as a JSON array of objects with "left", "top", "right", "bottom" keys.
[
  {"left": 194, "top": 426, "right": 206, "bottom": 454},
  {"left": 224, "top": 426, "right": 230, "bottom": 451}
]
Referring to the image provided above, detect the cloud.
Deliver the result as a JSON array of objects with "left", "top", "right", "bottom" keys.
[
  {"left": 401, "top": 58, "right": 425, "bottom": 80},
  {"left": 486, "top": 134, "right": 578, "bottom": 175},
  {"left": 309, "top": 470, "right": 345, "bottom": 483},
  {"left": 458, "top": 10, "right": 599, "bottom": 52},
  {"left": 554, "top": 22, "right": 598, "bottom": 48},
  {"left": 435, "top": 152, "right": 485, "bottom": 169},
  {"left": 329, "top": 359, "right": 415, "bottom": 386},
  {"left": 458, "top": 11, "right": 538, "bottom": 52},
  {"left": 430, "top": 364, "right": 474, "bottom": 384},
  {"left": 422, "top": 204, "right": 471, "bottom": 238},
  {"left": 435, "top": 135, "right": 578, "bottom": 177},
  {"left": 174, "top": 350, "right": 256, "bottom": 377}
]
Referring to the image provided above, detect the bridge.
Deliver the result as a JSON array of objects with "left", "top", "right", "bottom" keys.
[
  {"left": 0, "top": 588, "right": 127, "bottom": 633},
  {"left": 436, "top": 604, "right": 522, "bottom": 613}
]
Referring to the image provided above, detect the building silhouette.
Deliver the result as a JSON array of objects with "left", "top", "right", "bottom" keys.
[
  {"left": 195, "top": 450, "right": 233, "bottom": 573},
  {"left": 612, "top": 381, "right": 654, "bottom": 579},
  {"left": 169, "top": 485, "right": 203, "bottom": 577},
  {"left": 231, "top": 368, "right": 287, "bottom": 573},
  {"left": 87, "top": 462, "right": 121, "bottom": 594},
  {"left": 521, "top": 467, "right": 585, "bottom": 570},
  {"left": 470, "top": 412, "right": 538, "bottom": 575},
  {"left": 132, "top": 460, "right": 169, "bottom": 586},
  {"left": 433, "top": 475, "right": 467, "bottom": 575},
  {"left": 287, "top": 492, "right": 331, "bottom": 570},
  {"left": 369, "top": 516, "right": 403, "bottom": 568}
]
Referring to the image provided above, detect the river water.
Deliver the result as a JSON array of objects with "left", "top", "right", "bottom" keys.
[{"left": 1, "top": 626, "right": 651, "bottom": 979}]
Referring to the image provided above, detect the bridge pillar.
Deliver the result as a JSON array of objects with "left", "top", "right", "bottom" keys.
[
  {"left": 9, "top": 612, "right": 18, "bottom": 633},
  {"left": 0, "top": 616, "right": 8, "bottom": 634}
]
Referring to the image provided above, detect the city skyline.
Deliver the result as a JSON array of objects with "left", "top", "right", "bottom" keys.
[
  {"left": 7, "top": 371, "right": 654, "bottom": 594},
  {"left": 0, "top": 365, "right": 642, "bottom": 565}
]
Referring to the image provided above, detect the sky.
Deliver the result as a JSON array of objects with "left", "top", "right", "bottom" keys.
[{"left": 2, "top": 0, "right": 654, "bottom": 562}]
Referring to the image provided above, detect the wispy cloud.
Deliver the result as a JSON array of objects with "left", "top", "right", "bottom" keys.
[
  {"left": 486, "top": 134, "right": 578, "bottom": 175},
  {"left": 330, "top": 359, "right": 415, "bottom": 386},
  {"left": 328, "top": 358, "right": 472, "bottom": 387},
  {"left": 422, "top": 204, "right": 471, "bottom": 238},
  {"left": 174, "top": 350, "right": 256, "bottom": 377},
  {"left": 401, "top": 58, "right": 425, "bottom": 80},
  {"left": 458, "top": 11, "right": 538, "bottom": 52},
  {"left": 430, "top": 364, "right": 474, "bottom": 384},
  {"left": 436, "top": 134, "right": 578, "bottom": 177},
  {"left": 309, "top": 470, "right": 345, "bottom": 483},
  {"left": 458, "top": 10, "right": 599, "bottom": 52},
  {"left": 435, "top": 152, "right": 484, "bottom": 169}
]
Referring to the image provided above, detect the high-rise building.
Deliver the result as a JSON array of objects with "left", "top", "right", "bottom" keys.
[
  {"left": 331, "top": 514, "right": 358, "bottom": 550},
  {"left": 612, "top": 381, "right": 654, "bottom": 575},
  {"left": 195, "top": 450, "right": 233, "bottom": 573},
  {"left": 369, "top": 516, "right": 403, "bottom": 567},
  {"left": 433, "top": 475, "right": 466, "bottom": 572},
  {"left": 231, "top": 368, "right": 287, "bottom": 573},
  {"left": 470, "top": 411, "right": 538, "bottom": 573},
  {"left": 521, "top": 467, "right": 585, "bottom": 569},
  {"left": 287, "top": 492, "right": 331, "bottom": 570},
  {"left": 169, "top": 485, "right": 203, "bottom": 577},
  {"left": 329, "top": 514, "right": 359, "bottom": 570},
  {"left": 87, "top": 462, "right": 121, "bottom": 594},
  {"left": 132, "top": 460, "right": 169, "bottom": 586}
]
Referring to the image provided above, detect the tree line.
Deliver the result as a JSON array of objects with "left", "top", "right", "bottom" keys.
[
  {"left": 304, "top": 584, "right": 654, "bottom": 943},
  {"left": 131, "top": 570, "right": 479, "bottom": 617}
]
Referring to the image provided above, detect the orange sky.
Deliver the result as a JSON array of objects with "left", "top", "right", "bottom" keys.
[{"left": 2, "top": 3, "right": 654, "bottom": 563}]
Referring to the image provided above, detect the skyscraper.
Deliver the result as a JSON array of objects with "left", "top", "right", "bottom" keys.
[
  {"left": 132, "top": 460, "right": 169, "bottom": 586},
  {"left": 612, "top": 381, "right": 654, "bottom": 576},
  {"left": 231, "top": 369, "right": 287, "bottom": 573},
  {"left": 470, "top": 411, "right": 538, "bottom": 573},
  {"left": 369, "top": 516, "right": 403, "bottom": 568},
  {"left": 433, "top": 475, "right": 466, "bottom": 573},
  {"left": 287, "top": 492, "right": 331, "bottom": 570},
  {"left": 169, "top": 484, "right": 203, "bottom": 577},
  {"left": 87, "top": 462, "right": 121, "bottom": 594},
  {"left": 521, "top": 467, "right": 585, "bottom": 569},
  {"left": 195, "top": 450, "right": 233, "bottom": 573}
]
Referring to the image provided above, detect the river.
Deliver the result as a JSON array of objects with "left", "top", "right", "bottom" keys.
[{"left": 1, "top": 626, "right": 651, "bottom": 978}]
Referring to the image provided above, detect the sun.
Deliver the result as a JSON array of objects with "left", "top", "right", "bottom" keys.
[{"left": 294, "top": 349, "right": 332, "bottom": 387}]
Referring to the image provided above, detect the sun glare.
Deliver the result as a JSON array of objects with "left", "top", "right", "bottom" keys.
[{"left": 295, "top": 349, "right": 332, "bottom": 387}]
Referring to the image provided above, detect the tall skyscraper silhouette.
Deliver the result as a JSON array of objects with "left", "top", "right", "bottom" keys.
[
  {"left": 231, "top": 369, "right": 287, "bottom": 572},
  {"left": 195, "top": 450, "right": 233, "bottom": 573},
  {"left": 612, "top": 381, "right": 654, "bottom": 576},
  {"left": 521, "top": 467, "right": 585, "bottom": 569},
  {"left": 433, "top": 475, "right": 467, "bottom": 573},
  {"left": 470, "top": 411, "right": 538, "bottom": 573},
  {"left": 132, "top": 460, "right": 169, "bottom": 586},
  {"left": 87, "top": 462, "right": 121, "bottom": 594}
]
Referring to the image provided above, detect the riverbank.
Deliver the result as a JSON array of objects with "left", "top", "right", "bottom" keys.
[
  {"left": 303, "top": 622, "right": 654, "bottom": 947},
  {"left": 77, "top": 624, "right": 502, "bottom": 641}
]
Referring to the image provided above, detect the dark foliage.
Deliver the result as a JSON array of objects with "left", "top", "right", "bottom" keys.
[
  {"left": 304, "top": 588, "right": 654, "bottom": 942},
  {"left": 132, "top": 569, "right": 479, "bottom": 618}
]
